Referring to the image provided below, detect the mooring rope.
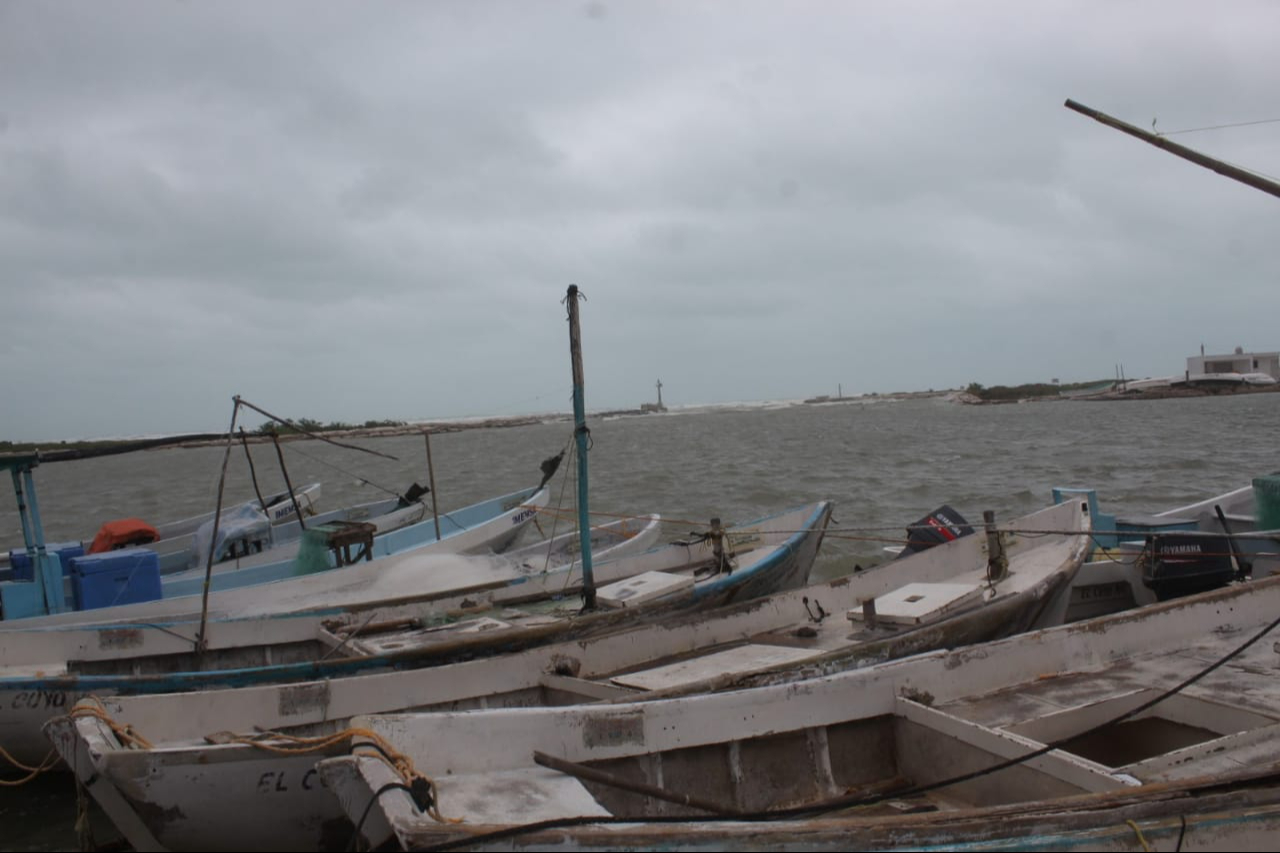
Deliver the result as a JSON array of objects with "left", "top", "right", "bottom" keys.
[
  {"left": 0, "top": 745, "right": 59, "bottom": 785},
  {"left": 218, "top": 726, "right": 459, "bottom": 828}
]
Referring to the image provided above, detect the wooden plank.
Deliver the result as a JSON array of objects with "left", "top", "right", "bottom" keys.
[
  {"left": 348, "top": 616, "right": 515, "bottom": 655},
  {"left": 597, "top": 571, "right": 694, "bottom": 608},
  {"left": 611, "top": 643, "right": 818, "bottom": 691},
  {"left": 436, "top": 766, "right": 612, "bottom": 823},
  {"left": 538, "top": 672, "right": 640, "bottom": 702},
  {"left": 849, "top": 582, "right": 985, "bottom": 626}
]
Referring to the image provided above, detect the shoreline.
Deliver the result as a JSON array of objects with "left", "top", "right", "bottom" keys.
[
  {"left": 958, "top": 382, "right": 1280, "bottom": 406},
  {"left": 9, "top": 382, "right": 1278, "bottom": 456}
]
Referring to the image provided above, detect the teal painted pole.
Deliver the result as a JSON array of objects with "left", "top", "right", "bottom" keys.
[
  {"left": 9, "top": 466, "right": 37, "bottom": 552},
  {"left": 24, "top": 466, "right": 65, "bottom": 614},
  {"left": 9, "top": 461, "right": 64, "bottom": 614},
  {"left": 565, "top": 285, "right": 596, "bottom": 609}
]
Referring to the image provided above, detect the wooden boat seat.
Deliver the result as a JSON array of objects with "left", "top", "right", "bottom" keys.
[
  {"left": 848, "top": 581, "right": 986, "bottom": 627},
  {"left": 344, "top": 616, "right": 517, "bottom": 656},
  {"left": 434, "top": 767, "right": 611, "bottom": 823},
  {"left": 597, "top": 570, "right": 695, "bottom": 608},
  {"left": 609, "top": 643, "right": 818, "bottom": 691}
]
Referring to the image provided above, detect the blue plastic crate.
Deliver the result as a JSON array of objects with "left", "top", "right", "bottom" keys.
[
  {"left": 68, "top": 548, "right": 163, "bottom": 611},
  {"left": 8, "top": 542, "right": 85, "bottom": 581}
]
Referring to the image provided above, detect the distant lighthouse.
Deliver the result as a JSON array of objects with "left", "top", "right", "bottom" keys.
[{"left": 641, "top": 379, "right": 668, "bottom": 413}]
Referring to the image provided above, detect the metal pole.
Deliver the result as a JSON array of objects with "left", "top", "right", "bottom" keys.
[{"left": 565, "top": 285, "right": 596, "bottom": 609}]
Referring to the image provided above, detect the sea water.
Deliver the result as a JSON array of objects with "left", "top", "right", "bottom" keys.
[{"left": 3, "top": 392, "right": 1277, "bottom": 848}]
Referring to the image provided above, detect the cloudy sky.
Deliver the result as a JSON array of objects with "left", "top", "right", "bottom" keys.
[{"left": 2, "top": 1, "right": 1277, "bottom": 440}]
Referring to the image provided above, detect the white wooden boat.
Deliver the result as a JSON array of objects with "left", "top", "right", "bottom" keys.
[
  {"left": 0, "top": 514, "right": 662, "bottom": 767},
  {"left": 40, "top": 499, "right": 1096, "bottom": 850},
  {"left": 8, "top": 504, "right": 818, "bottom": 770},
  {"left": 1044, "top": 475, "right": 1280, "bottom": 623},
  {"left": 7, "top": 503, "right": 836, "bottom": 766},
  {"left": 306, "top": 569, "right": 1280, "bottom": 851}
]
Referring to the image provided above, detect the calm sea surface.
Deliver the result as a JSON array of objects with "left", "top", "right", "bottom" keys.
[{"left": 3, "top": 392, "right": 1278, "bottom": 849}]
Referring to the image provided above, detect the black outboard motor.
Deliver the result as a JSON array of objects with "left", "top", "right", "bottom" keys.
[
  {"left": 896, "top": 505, "right": 974, "bottom": 559},
  {"left": 397, "top": 482, "right": 431, "bottom": 508},
  {"left": 1142, "top": 532, "right": 1236, "bottom": 601}
]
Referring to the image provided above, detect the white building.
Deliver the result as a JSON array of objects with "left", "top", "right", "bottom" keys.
[{"left": 1186, "top": 346, "right": 1280, "bottom": 380}]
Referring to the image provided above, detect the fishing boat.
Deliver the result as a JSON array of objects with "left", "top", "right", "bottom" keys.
[
  {"left": 0, "top": 512, "right": 664, "bottom": 669},
  {"left": 299, "top": 567, "right": 1280, "bottom": 852},
  {"left": 1043, "top": 474, "right": 1280, "bottom": 623},
  {"left": 0, "top": 472, "right": 551, "bottom": 628},
  {"left": 0, "top": 397, "right": 558, "bottom": 624},
  {"left": 5, "top": 502, "right": 819, "bottom": 770},
  {"left": 0, "top": 481, "right": 323, "bottom": 577},
  {"left": 37, "top": 497, "right": 1095, "bottom": 850}
]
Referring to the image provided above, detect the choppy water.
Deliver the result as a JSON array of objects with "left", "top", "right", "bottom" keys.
[
  {"left": 2, "top": 392, "right": 1278, "bottom": 849},
  {"left": 5, "top": 393, "right": 1277, "bottom": 576}
]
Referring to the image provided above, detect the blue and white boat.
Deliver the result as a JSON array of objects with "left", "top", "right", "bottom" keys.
[
  {"left": 1043, "top": 475, "right": 1280, "bottom": 623},
  {"left": 0, "top": 480, "right": 324, "bottom": 578},
  {"left": 0, "top": 451, "right": 550, "bottom": 626}
]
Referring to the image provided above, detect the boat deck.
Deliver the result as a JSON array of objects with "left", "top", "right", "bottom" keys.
[
  {"left": 938, "top": 625, "right": 1280, "bottom": 783},
  {"left": 315, "top": 578, "right": 1280, "bottom": 851}
]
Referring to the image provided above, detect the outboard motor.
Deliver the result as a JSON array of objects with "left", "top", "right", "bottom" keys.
[
  {"left": 1142, "top": 532, "right": 1236, "bottom": 601},
  {"left": 397, "top": 482, "right": 431, "bottom": 508},
  {"left": 896, "top": 505, "right": 974, "bottom": 559}
]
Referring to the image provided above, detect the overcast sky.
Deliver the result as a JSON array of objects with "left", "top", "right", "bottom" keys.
[{"left": 2, "top": 1, "right": 1277, "bottom": 440}]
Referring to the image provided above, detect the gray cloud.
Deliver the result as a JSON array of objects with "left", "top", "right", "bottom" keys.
[{"left": 2, "top": 1, "right": 1278, "bottom": 439}]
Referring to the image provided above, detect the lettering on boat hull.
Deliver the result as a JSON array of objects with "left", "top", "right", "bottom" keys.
[
  {"left": 583, "top": 710, "right": 645, "bottom": 748},
  {"left": 98, "top": 628, "right": 144, "bottom": 650},
  {"left": 278, "top": 682, "right": 330, "bottom": 717},
  {"left": 9, "top": 690, "right": 67, "bottom": 710}
]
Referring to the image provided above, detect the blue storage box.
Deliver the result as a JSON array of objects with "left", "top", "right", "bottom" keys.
[
  {"left": 68, "top": 548, "right": 163, "bottom": 611},
  {"left": 8, "top": 542, "right": 85, "bottom": 581}
]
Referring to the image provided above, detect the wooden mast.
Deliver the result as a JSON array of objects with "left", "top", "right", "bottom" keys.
[
  {"left": 565, "top": 285, "right": 597, "bottom": 609},
  {"left": 1064, "top": 99, "right": 1280, "bottom": 201}
]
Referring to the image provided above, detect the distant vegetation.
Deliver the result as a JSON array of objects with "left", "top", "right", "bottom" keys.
[
  {"left": 255, "top": 418, "right": 408, "bottom": 436},
  {"left": 1, "top": 438, "right": 142, "bottom": 454},
  {"left": 965, "top": 381, "right": 1109, "bottom": 402},
  {"left": 1, "top": 418, "right": 411, "bottom": 456}
]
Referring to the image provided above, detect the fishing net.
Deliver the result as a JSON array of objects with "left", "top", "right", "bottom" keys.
[
  {"left": 291, "top": 527, "right": 335, "bottom": 576},
  {"left": 1254, "top": 475, "right": 1280, "bottom": 532}
]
